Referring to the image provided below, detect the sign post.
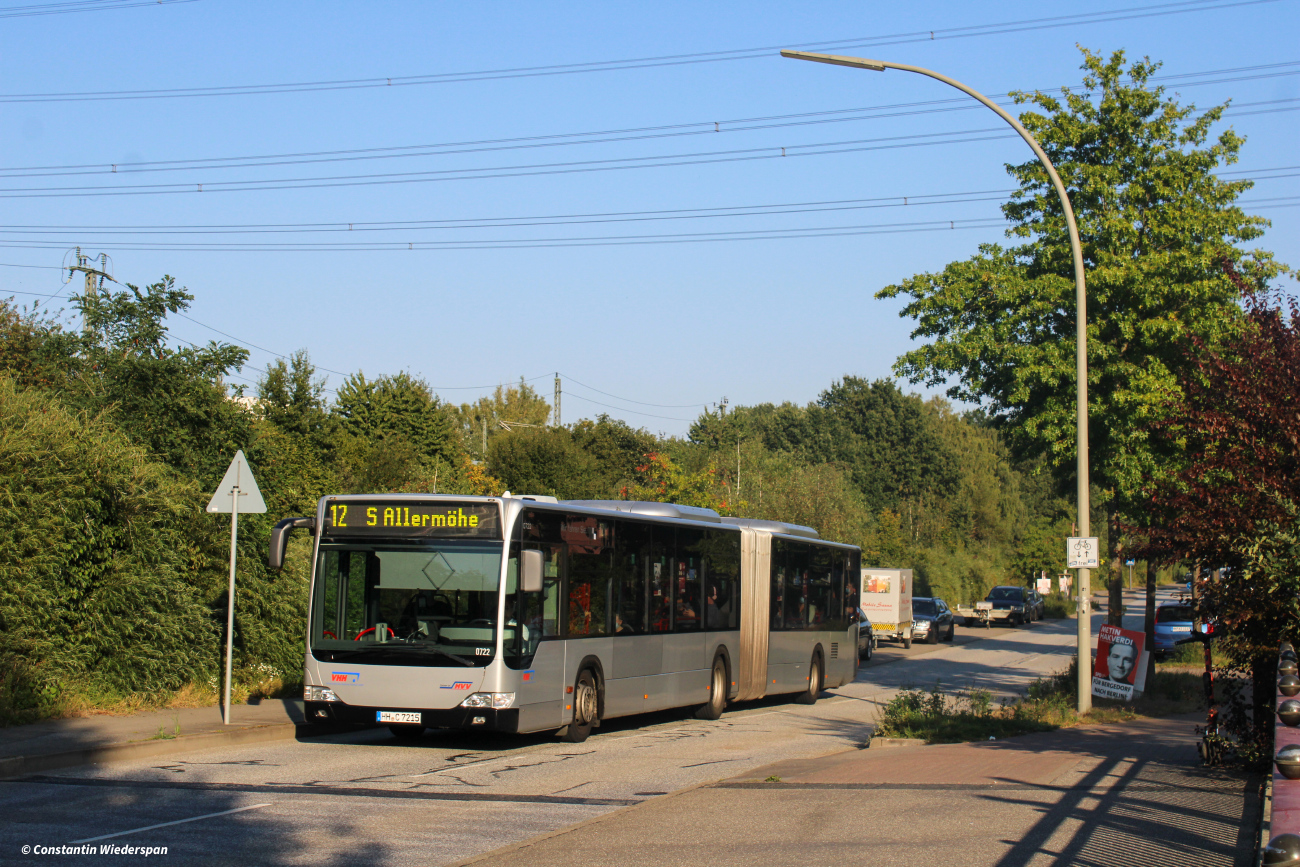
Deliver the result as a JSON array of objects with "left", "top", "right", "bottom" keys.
[{"left": 206, "top": 451, "right": 266, "bottom": 725}]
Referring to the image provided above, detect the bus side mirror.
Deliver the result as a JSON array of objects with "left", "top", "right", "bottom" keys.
[
  {"left": 521, "top": 549, "right": 544, "bottom": 593},
  {"left": 269, "top": 516, "right": 315, "bottom": 572}
]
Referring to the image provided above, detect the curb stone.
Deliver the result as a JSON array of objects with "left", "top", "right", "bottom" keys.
[{"left": 868, "top": 737, "right": 928, "bottom": 748}]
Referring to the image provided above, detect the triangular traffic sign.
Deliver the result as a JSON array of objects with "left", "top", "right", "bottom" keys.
[{"left": 206, "top": 450, "right": 267, "bottom": 514}]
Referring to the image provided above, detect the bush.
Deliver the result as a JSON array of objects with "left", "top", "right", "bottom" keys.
[
  {"left": 1043, "top": 595, "right": 1073, "bottom": 618},
  {"left": 875, "top": 683, "right": 1056, "bottom": 743},
  {"left": 0, "top": 376, "right": 219, "bottom": 723}
]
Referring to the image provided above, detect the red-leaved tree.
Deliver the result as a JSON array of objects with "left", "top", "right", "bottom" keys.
[{"left": 1134, "top": 267, "right": 1300, "bottom": 756}]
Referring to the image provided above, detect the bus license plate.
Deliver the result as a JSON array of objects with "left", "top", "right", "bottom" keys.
[{"left": 376, "top": 711, "right": 421, "bottom": 724}]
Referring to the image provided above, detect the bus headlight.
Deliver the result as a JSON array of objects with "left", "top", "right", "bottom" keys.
[
  {"left": 305, "top": 685, "right": 339, "bottom": 702},
  {"left": 461, "top": 692, "right": 515, "bottom": 709}
]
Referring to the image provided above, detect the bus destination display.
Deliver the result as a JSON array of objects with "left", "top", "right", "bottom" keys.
[{"left": 324, "top": 501, "right": 500, "bottom": 538}]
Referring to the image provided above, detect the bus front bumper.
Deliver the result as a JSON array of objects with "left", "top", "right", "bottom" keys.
[{"left": 305, "top": 700, "right": 521, "bottom": 733}]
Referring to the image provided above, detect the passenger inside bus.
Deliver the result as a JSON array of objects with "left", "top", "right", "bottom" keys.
[
  {"left": 652, "top": 596, "right": 672, "bottom": 632},
  {"left": 704, "top": 585, "right": 724, "bottom": 628}
]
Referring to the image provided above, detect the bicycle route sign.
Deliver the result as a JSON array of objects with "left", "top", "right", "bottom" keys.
[{"left": 1067, "top": 537, "right": 1100, "bottom": 569}]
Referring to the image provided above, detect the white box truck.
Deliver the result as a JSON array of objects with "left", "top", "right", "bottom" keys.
[{"left": 861, "top": 568, "right": 913, "bottom": 648}]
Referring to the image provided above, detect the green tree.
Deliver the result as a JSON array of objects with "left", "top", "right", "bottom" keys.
[
  {"left": 570, "top": 414, "right": 661, "bottom": 496},
  {"left": 927, "top": 400, "right": 1026, "bottom": 549},
  {"left": 877, "top": 48, "right": 1285, "bottom": 508},
  {"left": 689, "top": 379, "right": 957, "bottom": 518},
  {"left": 488, "top": 427, "right": 602, "bottom": 499},
  {"left": 70, "top": 279, "right": 254, "bottom": 481},
  {"left": 454, "top": 379, "right": 552, "bottom": 459},
  {"left": 332, "top": 371, "right": 459, "bottom": 491},
  {"left": 815, "top": 378, "right": 957, "bottom": 513},
  {"left": 257, "top": 349, "right": 331, "bottom": 444}
]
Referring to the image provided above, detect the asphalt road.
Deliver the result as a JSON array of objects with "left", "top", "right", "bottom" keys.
[{"left": 0, "top": 606, "right": 1165, "bottom": 866}]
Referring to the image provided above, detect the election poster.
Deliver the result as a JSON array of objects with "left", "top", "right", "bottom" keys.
[
  {"left": 1092, "top": 623, "right": 1149, "bottom": 701},
  {"left": 1058, "top": 574, "right": 1072, "bottom": 597},
  {"left": 1036, "top": 574, "right": 1052, "bottom": 596}
]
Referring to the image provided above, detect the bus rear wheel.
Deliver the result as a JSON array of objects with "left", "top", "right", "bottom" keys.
[
  {"left": 560, "top": 669, "right": 599, "bottom": 743},
  {"left": 696, "top": 656, "right": 727, "bottom": 720},
  {"left": 795, "top": 654, "right": 823, "bottom": 705}
]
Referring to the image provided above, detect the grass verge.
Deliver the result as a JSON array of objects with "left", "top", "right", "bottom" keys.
[
  {"left": 0, "top": 658, "right": 302, "bottom": 727},
  {"left": 874, "top": 658, "right": 1207, "bottom": 744}
]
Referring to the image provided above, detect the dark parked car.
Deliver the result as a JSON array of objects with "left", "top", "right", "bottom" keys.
[
  {"left": 912, "top": 596, "right": 955, "bottom": 644},
  {"left": 855, "top": 607, "right": 876, "bottom": 662}
]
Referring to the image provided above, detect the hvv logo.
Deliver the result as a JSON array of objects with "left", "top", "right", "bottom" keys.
[{"left": 331, "top": 672, "right": 360, "bottom": 683}]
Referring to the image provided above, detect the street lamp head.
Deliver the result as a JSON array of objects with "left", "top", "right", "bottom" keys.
[{"left": 779, "top": 50, "right": 886, "bottom": 72}]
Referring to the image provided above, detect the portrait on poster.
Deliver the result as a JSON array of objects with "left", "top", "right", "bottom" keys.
[{"left": 1092, "top": 623, "right": 1148, "bottom": 701}]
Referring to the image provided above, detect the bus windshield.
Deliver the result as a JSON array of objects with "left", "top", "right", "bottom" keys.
[{"left": 310, "top": 540, "right": 503, "bottom": 667}]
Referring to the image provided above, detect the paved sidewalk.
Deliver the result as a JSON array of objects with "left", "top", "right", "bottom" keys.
[
  {"left": 0, "top": 698, "right": 305, "bottom": 779},
  {"left": 452, "top": 713, "right": 1261, "bottom": 867}
]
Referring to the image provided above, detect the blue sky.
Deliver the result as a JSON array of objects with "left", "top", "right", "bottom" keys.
[{"left": 1, "top": 0, "right": 1295, "bottom": 436}]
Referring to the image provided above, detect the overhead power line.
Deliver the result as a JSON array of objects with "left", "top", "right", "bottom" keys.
[
  {"left": 0, "top": 0, "right": 1283, "bottom": 102},
  {"left": 2, "top": 69, "right": 1295, "bottom": 181},
  {"left": 0, "top": 127, "right": 1019, "bottom": 197},
  {"left": 0, "top": 0, "right": 195, "bottom": 19},
  {"left": 4, "top": 195, "right": 1286, "bottom": 253},
  {"left": 0, "top": 217, "right": 1013, "bottom": 252},
  {"left": 0, "top": 101, "right": 1292, "bottom": 200},
  {"left": 0, "top": 194, "right": 1292, "bottom": 253},
  {"left": 563, "top": 391, "right": 694, "bottom": 423},
  {"left": 1, "top": 161, "right": 1291, "bottom": 237},
  {"left": 560, "top": 373, "right": 707, "bottom": 409},
  {"left": 0, "top": 188, "right": 1017, "bottom": 234}
]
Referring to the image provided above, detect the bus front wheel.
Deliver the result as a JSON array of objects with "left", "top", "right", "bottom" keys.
[
  {"left": 795, "top": 654, "right": 822, "bottom": 705},
  {"left": 560, "top": 669, "right": 599, "bottom": 743},
  {"left": 695, "top": 656, "right": 727, "bottom": 720}
]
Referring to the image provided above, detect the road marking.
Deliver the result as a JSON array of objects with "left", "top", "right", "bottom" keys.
[{"left": 68, "top": 804, "right": 272, "bottom": 844}]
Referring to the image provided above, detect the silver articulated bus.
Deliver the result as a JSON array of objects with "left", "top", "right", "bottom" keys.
[{"left": 269, "top": 494, "right": 862, "bottom": 743}]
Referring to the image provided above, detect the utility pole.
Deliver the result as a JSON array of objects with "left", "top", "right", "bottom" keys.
[
  {"left": 481, "top": 415, "right": 488, "bottom": 458},
  {"left": 553, "top": 373, "right": 561, "bottom": 428},
  {"left": 66, "top": 248, "right": 115, "bottom": 331}
]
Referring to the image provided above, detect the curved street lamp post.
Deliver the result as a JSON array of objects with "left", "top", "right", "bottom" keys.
[{"left": 781, "top": 50, "right": 1092, "bottom": 712}]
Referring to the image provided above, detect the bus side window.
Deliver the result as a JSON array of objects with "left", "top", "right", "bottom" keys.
[
  {"left": 676, "top": 528, "right": 704, "bottom": 632},
  {"left": 703, "top": 528, "right": 741, "bottom": 630},
  {"left": 565, "top": 516, "right": 611, "bottom": 637},
  {"left": 771, "top": 539, "right": 787, "bottom": 630},
  {"left": 829, "top": 553, "right": 846, "bottom": 631},
  {"left": 612, "top": 520, "right": 650, "bottom": 634},
  {"left": 808, "top": 545, "right": 833, "bottom": 628},
  {"left": 649, "top": 526, "right": 674, "bottom": 633},
  {"left": 785, "top": 541, "right": 809, "bottom": 629}
]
